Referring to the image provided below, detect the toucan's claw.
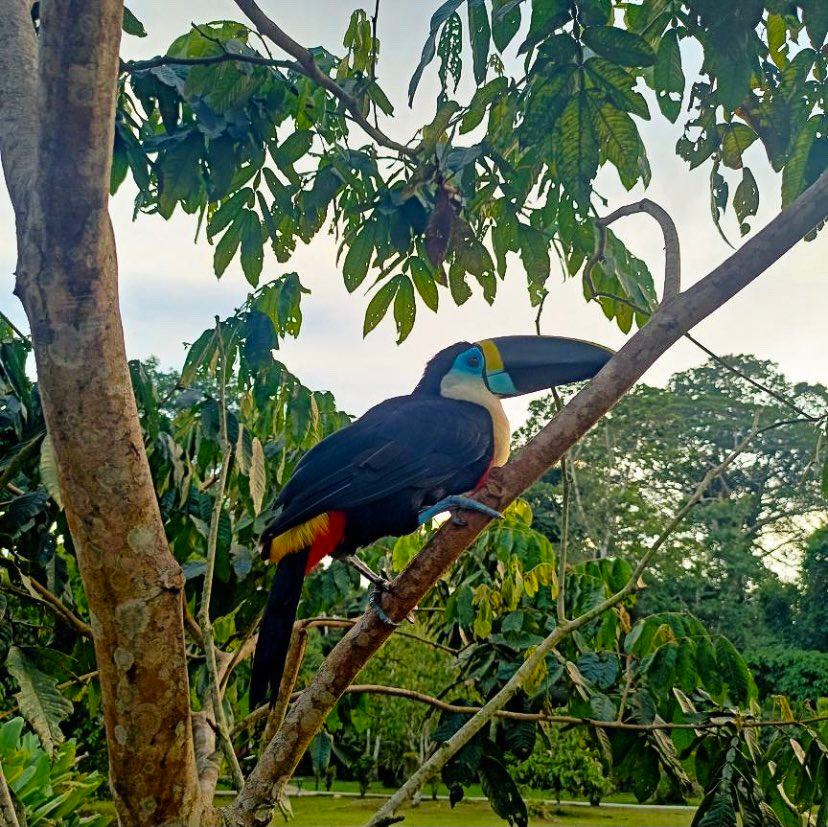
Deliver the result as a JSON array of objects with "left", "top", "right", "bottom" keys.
[{"left": 418, "top": 495, "right": 504, "bottom": 525}]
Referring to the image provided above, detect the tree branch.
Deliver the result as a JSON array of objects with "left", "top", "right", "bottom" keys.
[
  {"left": 225, "top": 170, "right": 828, "bottom": 826},
  {"left": 121, "top": 52, "right": 297, "bottom": 73},
  {"left": 240, "top": 682, "right": 827, "bottom": 735},
  {"left": 600, "top": 198, "right": 682, "bottom": 303},
  {"left": 0, "top": 756, "right": 20, "bottom": 827},
  {"left": 365, "top": 425, "right": 759, "bottom": 826},
  {"left": 197, "top": 321, "right": 244, "bottom": 791},
  {"left": 232, "top": 0, "right": 415, "bottom": 157},
  {"left": 25, "top": 576, "right": 93, "bottom": 639}
]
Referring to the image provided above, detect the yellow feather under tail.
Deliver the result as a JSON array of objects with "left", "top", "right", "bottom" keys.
[{"left": 269, "top": 513, "right": 330, "bottom": 564}]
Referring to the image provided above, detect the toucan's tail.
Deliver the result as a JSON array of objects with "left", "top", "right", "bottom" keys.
[{"left": 249, "top": 547, "right": 310, "bottom": 710}]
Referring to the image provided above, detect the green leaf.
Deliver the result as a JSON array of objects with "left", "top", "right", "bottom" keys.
[
  {"left": 274, "top": 131, "right": 313, "bottom": 169},
  {"left": 243, "top": 310, "right": 277, "bottom": 369},
  {"left": 479, "top": 756, "right": 528, "bottom": 827},
  {"left": 408, "top": 0, "right": 465, "bottom": 105},
  {"left": 467, "top": 0, "right": 491, "bottom": 84},
  {"left": 822, "top": 449, "right": 828, "bottom": 500},
  {"left": 181, "top": 328, "right": 217, "bottom": 387},
  {"left": 342, "top": 224, "right": 375, "bottom": 292},
  {"left": 582, "top": 26, "right": 655, "bottom": 68},
  {"left": 157, "top": 132, "right": 204, "bottom": 217},
  {"left": 767, "top": 13, "right": 788, "bottom": 69},
  {"left": 461, "top": 77, "right": 508, "bottom": 133},
  {"left": 593, "top": 102, "right": 645, "bottom": 189},
  {"left": 781, "top": 116, "right": 823, "bottom": 207},
  {"left": 519, "top": 0, "right": 570, "bottom": 54},
  {"left": 363, "top": 279, "right": 398, "bottom": 336},
  {"left": 653, "top": 30, "right": 684, "bottom": 122},
  {"left": 719, "top": 123, "right": 757, "bottom": 170},
  {"left": 733, "top": 167, "right": 759, "bottom": 235},
  {"left": 249, "top": 436, "right": 266, "bottom": 515},
  {"left": 449, "top": 260, "right": 473, "bottom": 305},
  {"left": 39, "top": 434, "right": 63, "bottom": 508},
  {"left": 585, "top": 57, "right": 650, "bottom": 120},
  {"left": 558, "top": 92, "right": 600, "bottom": 206},
  {"left": 309, "top": 731, "right": 332, "bottom": 777},
  {"left": 207, "top": 188, "right": 251, "bottom": 239},
  {"left": 123, "top": 7, "right": 147, "bottom": 37},
  {"left": 714, "top": 636, "right": 753, "bottom": 704},
  {"left": 491, "top": 0, "right": 522, "bottom": 52},
  {"left": 393, "top": 276, "right": 416, "bottom": 343},
  {"left": 239, "top": 209, "right": 264, "bottom": 287},
  {"left": 7, "top": 646, "right": 73, "bottom": 757},
  {"left": 411, "top": 257, "right": 439, "bottom": 311},
  {"left": 437, "top": 12, "right": 463, "bottom": 94},
  {"left": 214, "top": 216, "right": 243, "bottom": 277},
  {"left": 518, "top": 224, "right": 550, "bottom": 305},
  {"left": 801, "top": 0, "right": 828, "bottom": 49}
]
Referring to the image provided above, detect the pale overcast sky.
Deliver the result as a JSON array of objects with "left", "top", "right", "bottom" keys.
[{"left": 1, "top": 2, "right": 825, "bottom": 424}]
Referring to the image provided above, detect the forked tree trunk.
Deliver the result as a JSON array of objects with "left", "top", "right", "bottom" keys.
[{"left": 0, "top": 2, "right": 206, "bottom": 824}]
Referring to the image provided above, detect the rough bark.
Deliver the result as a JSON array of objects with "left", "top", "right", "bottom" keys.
[
  {"left": 0, "top": 2, "right": 206, "bottom": 824},
  {"left": 224, "top": 169, "right": 828, "bottom": 825},
  {"left": 0, "top": 759, "right": 20, "bottom": 827}
]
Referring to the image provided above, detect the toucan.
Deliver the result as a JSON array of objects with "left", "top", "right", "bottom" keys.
[{"left": 249, "top": 335, "right": 613, "bottom": 708}]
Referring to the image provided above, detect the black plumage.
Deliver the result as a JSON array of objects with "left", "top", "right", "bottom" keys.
[
  {"left": 260, "top": 394, "right": 495, "bottom": 555},
  {"left": 251, "top": 343, "right": 500, "bottom": 708}
]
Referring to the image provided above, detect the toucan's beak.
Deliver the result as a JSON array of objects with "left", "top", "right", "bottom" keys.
[{"left": 478, "top": 335, "right": 614, "bottom": 397}]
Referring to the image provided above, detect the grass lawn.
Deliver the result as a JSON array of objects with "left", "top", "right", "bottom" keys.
[{"left": 286, "top": 795, "right": 695, "bottom": 827}]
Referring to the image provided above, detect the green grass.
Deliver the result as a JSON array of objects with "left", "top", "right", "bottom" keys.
[
  {"left": 286, "top": 796, "right": 694, "bottom": 827},
  {"left": 291, "top": 778, "right": 689, "bottom": 806}
]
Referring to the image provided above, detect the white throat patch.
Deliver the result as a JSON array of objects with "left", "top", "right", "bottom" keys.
[{"left": 440, "top": 374, "right": 511, "bottom": 467}]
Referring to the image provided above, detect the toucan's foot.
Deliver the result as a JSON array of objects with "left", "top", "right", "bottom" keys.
[
  {"left": 418, "top": 495, "right": 504, "bottom": 526},
  {"left": 368, "top": 583, "right": 417, "bottom": 626}
]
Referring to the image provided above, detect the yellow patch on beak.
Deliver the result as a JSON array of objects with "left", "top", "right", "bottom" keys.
[{"left": 478, "top": 339, "right": 504, "bottom": 373}]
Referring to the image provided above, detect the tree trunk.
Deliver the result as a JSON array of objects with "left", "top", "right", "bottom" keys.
[{"left": 0, "top": 2, "right": 207, "bottom": 824}]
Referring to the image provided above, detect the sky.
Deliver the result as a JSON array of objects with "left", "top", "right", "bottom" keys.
[{"left": 0, "top": 1, "right": 825, "bottom": 426}]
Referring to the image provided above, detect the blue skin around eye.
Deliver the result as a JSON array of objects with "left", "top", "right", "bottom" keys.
[
  {"left": 450, "top": 346, "right": 486, "bottom": 376},
  {"left": 449, "top": 346, "right": 518, "bottom": 395}
]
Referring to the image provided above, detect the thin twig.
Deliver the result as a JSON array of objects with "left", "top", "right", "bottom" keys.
[
  {"left": 600, "top": 198, "right": 681, "bottom": 302},
  {"left": 684, "top": 333, "right": 823, "bottom": 421},
  {"left": 240, "top": 683, "right": 828, "bottom": 735},
  {"left": 0, "top": 432, "right": 44, "bottom": 494},
  {"left": 232, "top": 0, "right": 414, "bottom": 157},
  {"left": 121, "top": 52, "right": 297, "bottom": 74},
  {"left": 197, "top": 319, "right": 244, "bottom": 790},
  {"left": 370, "top": 0, "right": 381, "bottom": 129},
  {"left": 0, "top": 576, "right": 92, "bottom": 639},
  {"left": 0, "top": 757, "right": 20, "bottom": 827},
  {"left": 551, "top": 388, "right": 570, "bottom": 624},
  {"left": 364, "top": 420, "right": 768, "bottom": 827}
]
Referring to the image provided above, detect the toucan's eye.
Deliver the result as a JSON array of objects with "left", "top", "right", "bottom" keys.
[{"left": 467, "top": 354, "right": 481, "bottom": 368}]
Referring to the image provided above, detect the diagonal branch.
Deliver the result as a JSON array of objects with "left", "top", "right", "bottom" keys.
[
  {"left": 232, "top": 0, "right": 415, "bottom": 157},
  {"left": 224, "top": 170, "right": 828, "bottom": 826},
  {"left": 365, "top": 425, "right": 759, "bottom": 826}
]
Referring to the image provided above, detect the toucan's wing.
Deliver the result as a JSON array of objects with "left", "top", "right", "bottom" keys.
[{"left": 264, "top": 396, "right": 493, "bottom": 537}]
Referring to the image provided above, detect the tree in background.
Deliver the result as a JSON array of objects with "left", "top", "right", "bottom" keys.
[
  {"left": 0, "top": 1, "right": 826, "bottom": 825},
  {"left": 799, "top": 526, "right": 828, "bottom": 651},
  {"left": 516, "top": 356, "right": 828, "bottom": 650}
]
